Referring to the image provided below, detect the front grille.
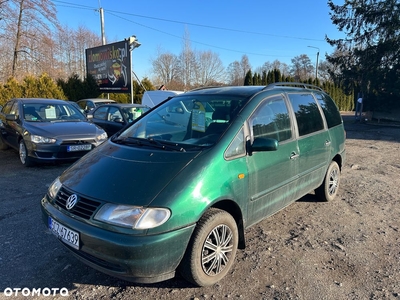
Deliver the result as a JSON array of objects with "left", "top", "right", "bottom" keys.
[
  {"left": 60, "top": 140, "right": 96, "bottom": 145},
  {"left": 55, "top": 187, "right": 101, "bottom": 219}
]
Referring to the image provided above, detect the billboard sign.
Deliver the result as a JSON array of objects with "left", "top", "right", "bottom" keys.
[{"left": 86, "top": 40, "right": 131, "bottom": 93}]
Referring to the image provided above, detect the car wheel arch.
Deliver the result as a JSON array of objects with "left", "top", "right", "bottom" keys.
[
  {"left": 178, "top": 207, "right": 240, "bottom": 286},
  {"left": 207, "top": 199, "right": 246, "bottom": 249}
]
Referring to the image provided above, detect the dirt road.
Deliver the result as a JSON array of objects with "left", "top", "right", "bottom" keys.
[{"left": 0, "top": 114, "right": 399, "bottom": 300}]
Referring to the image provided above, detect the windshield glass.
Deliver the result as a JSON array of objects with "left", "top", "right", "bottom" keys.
[
  {"left": 23, "top": 102, "right": 86, "bottom": 122},
  {"left": 115, "top": 95, "right": 246, "bottom": 149}
]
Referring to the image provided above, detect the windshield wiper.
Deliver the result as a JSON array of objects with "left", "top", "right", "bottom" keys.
[
  {"left": 146, "top": 138, "right": 186, "bottom": 152},
  {"left": 112, "top": 137, "right": 144, "bottom": 146},
  {"left": 112, "top": 137, "right": 186, "bottom": 152}
]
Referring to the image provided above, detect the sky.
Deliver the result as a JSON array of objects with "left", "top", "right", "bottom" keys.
[{"left": 54, "top": 0, "right": 345, "bottom": 81}]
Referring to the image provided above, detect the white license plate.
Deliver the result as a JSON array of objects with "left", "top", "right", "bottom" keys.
[
  {"left": 67, "top": 144, "right": 92, "bottom": 152},
  {"left": 49, "top": 217, "right": 79, "bottom": 249}
]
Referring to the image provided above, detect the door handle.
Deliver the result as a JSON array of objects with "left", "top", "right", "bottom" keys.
[
  {"left": 325, "top": 140, "right": 331, "bottom": 146},
  {"left": 290, "top": 152, "right": 299, "bottom": 160}
]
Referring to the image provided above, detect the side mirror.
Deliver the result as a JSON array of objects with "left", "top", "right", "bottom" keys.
[
  {"left": 251, "top": 137, "right": 278, "bottom": 152},
  {"left": 6, "top": 114, "right": 18, "bottom": 121}
]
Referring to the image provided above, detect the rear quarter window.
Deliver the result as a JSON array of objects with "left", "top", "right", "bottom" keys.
[{"left": 314, "top": 93, "right": 342, "bottom": 128}]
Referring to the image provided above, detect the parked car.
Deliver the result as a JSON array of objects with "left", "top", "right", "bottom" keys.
[
  {"left": 0, "top": 98, "right": 108, "bottom": 166},
  {"left": 41, "top": 83, "right": 346, "bottom": 286},
  {"left": 76, "top": 98, "right": 116, "bottom": 115},
  {"left": 87, "top": 103, "right": 150, "bottom": 136}
]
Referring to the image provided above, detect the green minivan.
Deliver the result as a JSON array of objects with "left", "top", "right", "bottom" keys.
[{"left": 41, "top": 83, "right": 346, "bottom": 286}]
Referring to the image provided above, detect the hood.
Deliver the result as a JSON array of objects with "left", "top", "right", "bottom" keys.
[
  {"left": 25, "top": 121, "right": 103, "bottom": 138},
  {"left": 60, "top": 141, "right": 200, "bottom": 206}
]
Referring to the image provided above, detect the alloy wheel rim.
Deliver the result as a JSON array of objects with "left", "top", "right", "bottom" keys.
[
  {"left": 328, "top": 168, "right": 339, "bottom": 196},
  {"left": 19, "top": 142, "right": 26, "bottom": 164},
  {"left": 201, "top": 224, "right": 234, "bottom": 276}
]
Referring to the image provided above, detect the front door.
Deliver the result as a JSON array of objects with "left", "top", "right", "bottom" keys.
[{"left": 246, "top": 95, "right": 299, "bottom": 227}]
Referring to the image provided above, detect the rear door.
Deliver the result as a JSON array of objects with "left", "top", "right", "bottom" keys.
[
  {"left": 246, "top": 95, "right": 299, "bottom": 226},
  {"left": 287, "top": 93, "right": 331, "bottom": 199}
]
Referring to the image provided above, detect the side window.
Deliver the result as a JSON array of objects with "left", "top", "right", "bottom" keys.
[
  {"left": 288, "top": 93, "right": 324, "bottom": 136},
  {"left": 10, "top": 101, "right": 19, "bottom": 116},
  {"left": 87, "top": 102, "right": 95, "bottom": 110},
  {"left": 109, "top": 107, "right": 122, "bottom": 122},
  {"left": 93, "top": 106, "right": 108, "bottom": 120},
  {"left": 225, "top": 127, "right": 245, "bottom": 159},
  {"left": 78, "top": 101, "right": 87, "bottom": 110},
  {"left": 249, "top": 95, "right": 292, "bottom": 142},
  {"left": 314, "top": 93, "right": 342, "bottom": 128}
]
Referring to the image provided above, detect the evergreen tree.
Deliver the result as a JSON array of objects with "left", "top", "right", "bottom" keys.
[
  {"left": 0, "top": 77, "right": 22, "bottom": 105},
  {"left": 262, "top": 71, "right": 267, "bottom": 85},
  {"left": 326, "top": 0, "right": 400, "bottom": 110},
  {"left": 244, "top": 70, "right": 253, "bottom": 86}
]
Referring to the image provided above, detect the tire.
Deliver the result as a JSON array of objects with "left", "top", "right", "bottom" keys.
[
  {"left": 19, "top": 140, "right": 34, "bottom": 167},
  {"left": 316, "top": 161, "right": 340, "bottom": 201},
  {"left": 0, "top": 134, "right": 9, "bottom": 150},
  {"left": 179, "top": 208, "right": 238, "bottom": 287}
]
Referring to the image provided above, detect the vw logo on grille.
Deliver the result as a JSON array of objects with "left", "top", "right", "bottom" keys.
[{"left": 66, "top": 194, "right": 78, "bottom": 210}]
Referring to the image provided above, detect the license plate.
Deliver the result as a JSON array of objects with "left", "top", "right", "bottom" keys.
[
  {"left": 48, "top": 217, "right": 79, "bottom": 249},
  {"left": 67, "top": 144, "right": 92, "bottom": 152}
]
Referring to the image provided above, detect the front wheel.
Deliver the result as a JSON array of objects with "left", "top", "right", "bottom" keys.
[
  {"left": 179, "top": 208, "right": 238, "bottom": 287},
  {"left": 19, "top": 140, "right": 34, "bottom": 167},
  {"left": 315, "top": 161, "right": 340, "bottom": 201}
]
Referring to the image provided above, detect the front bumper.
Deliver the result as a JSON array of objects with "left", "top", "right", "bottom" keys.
[
  {"left": 28, "top": 142, "right": 97, "bottom": 162},
  {"left": 41, "top": 197, "right": 195, "bottom": 283}
]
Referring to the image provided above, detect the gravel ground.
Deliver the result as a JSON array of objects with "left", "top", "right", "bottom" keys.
[{"left": 0, "top": 113, "right": 399, "bottom": 300}]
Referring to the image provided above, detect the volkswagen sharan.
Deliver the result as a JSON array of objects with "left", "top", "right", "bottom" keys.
[{"left": 41, "top": 83, "right": 346, "bottom": 286}]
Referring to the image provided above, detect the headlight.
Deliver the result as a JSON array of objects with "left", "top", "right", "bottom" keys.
[
  {"left": 31, "top": 135, "right": 56, "bottom": 144},
  {"left": 96, "top": 132, "right": 108, "bottom": 142},
  {"left": 94, "top": 204, "right": 171, "bottom": 229},
  {"left": 48, "top": 177, "right": 62, "bottom": 199}
]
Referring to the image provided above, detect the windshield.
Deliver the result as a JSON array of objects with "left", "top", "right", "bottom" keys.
[
  {"left": 114, "top": 94, "right": 246, "bottom": 150},
  {"left": 23, "top": 102, "right": 86, "bottom": 122}
]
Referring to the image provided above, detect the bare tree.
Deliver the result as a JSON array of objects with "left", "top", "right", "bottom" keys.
[
  {"left": 240, "top": 55, "right": 251, "bottom": 79},
  {"left": 317, "top": 60, "right": 334, "bottom": 83},
  {"left": 256, "top": 60, "right": 289, "bottom": 78},
  {"left": 193, "top": 50, "right": 225, "bottom": 87},
  {"left": 178, "top": 28, "right": 196, "bottom": 90},
  {"left": 290, "top": 54, "right": 313, "bottom": 81},
  {"left": 8, "top": 0, "right": 58, "bottom": 79},
  {"left": 151, "top": 48, "right": 180, "bottom": 88},
  {"left": 226, "top": 61, "right": 242, "bottom": 85}
]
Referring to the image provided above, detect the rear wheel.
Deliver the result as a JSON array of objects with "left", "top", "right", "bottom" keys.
[
  {"left": 179, "top": 208, "right": 238, "bottom": 286},
  {"left": 316, "top": 161, "right": 340, "bottom": 201},
  {"left": 19, "top": 140, "right": 34, "bottom": 167}
]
